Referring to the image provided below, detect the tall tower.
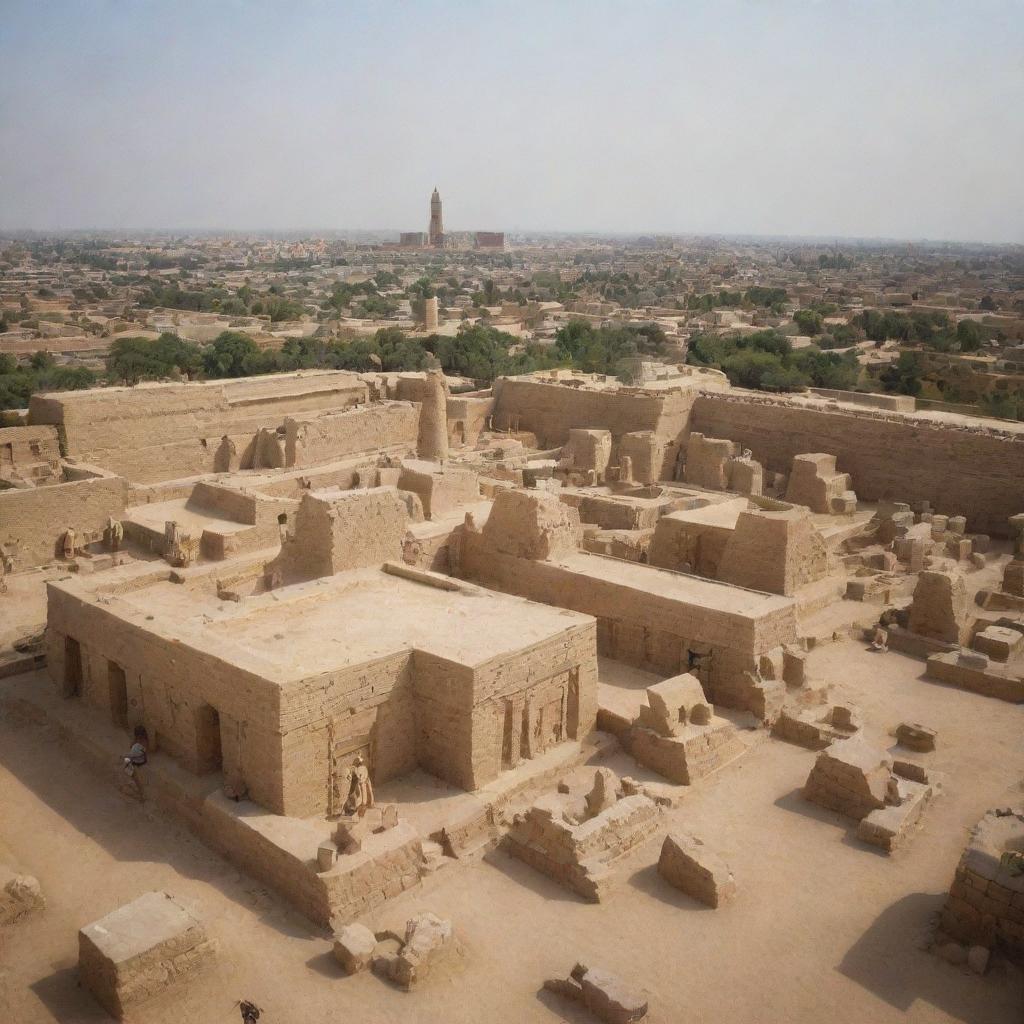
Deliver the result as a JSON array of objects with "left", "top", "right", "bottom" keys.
[{"left": 428, "top": 187, "right": 444, "bottom": 247}]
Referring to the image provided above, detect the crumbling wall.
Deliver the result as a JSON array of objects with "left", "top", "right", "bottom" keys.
[
  {"left": 491, "top": 377, "right": 696, "bottom": 477},
  {"left": 717, "top": 507, "right": 832, "bottom": 596},
  {"left": 908, "top": 570, "right": 971, "bottom": 644},
  {"left": 397, "top": 460, "right": 480, "bottom": 519},
  {"left": 284, "top": 401, "right": 418, "bottom": 467},
  {"left": 481, "top": 489, "right": 582, "bottom": 561},
  {"left": 269, "top": 488, "right": 409, "bottom": 581},
  {"left": 447, "top": 393, "right": 494, "bottom": 447},
  {"left": 0, "top": 465, "right": 128, "bottom": 567},
  {"left": 0, "top": 423, "right": 61, "bottom": 471},
  {"left": 691, "top": 391, "right": 1024, "bottom": 536},
  {"left": 29, "top": 371, "right": 369, "bottom": 483},
  {"left": 618, "top": 431, "right": 665, "bottom": 485}
]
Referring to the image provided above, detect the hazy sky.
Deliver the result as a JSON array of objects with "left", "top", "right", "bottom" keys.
[{"left": 2, "top": 0, "right": 1022, "bottom": 242}]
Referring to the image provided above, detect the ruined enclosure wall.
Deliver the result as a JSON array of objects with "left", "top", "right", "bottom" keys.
[
  {"left": 0, "top": 424, "right": 61, "bottom": 466},
  {"left": 492, "top": 378, "right": 696, "bottom": 477},
  {"left": 447, "top": 394, "right": 494, "bottom": 446},
  {"left": 284, "top": 402, "right": 419, "bottom": 467},
  {"left": 29, "top": 372, "right": 368, "bottom": 484},
  {"left": 1, "top": 469, "right": 128, "bottom": 567},
  {"left": 458, "top": 537, "right": 795, "bottom": 704},
  {"left": 46, "top": 584, "right": 286, "bottom": 812},
  {"left": 691, "top": 392, "right": 1024, "bottom": 536}
]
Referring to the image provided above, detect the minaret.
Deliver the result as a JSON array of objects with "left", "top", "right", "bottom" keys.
[{"left": 428, "top": 187, "right": 444, "bottom": 247}]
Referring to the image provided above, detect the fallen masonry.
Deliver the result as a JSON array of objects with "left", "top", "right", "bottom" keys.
[
  {"left": 507, "top": 768, "right": 661, "bottom": 901},
  {"left": 657, "top": 832, "right": 737, "bottom": 907},
  {"left": 544, "top": 962, "right": 649, "bottom": 1023},
  {"left": 803, "top": 736, "right": 939, "bottom": 853}
]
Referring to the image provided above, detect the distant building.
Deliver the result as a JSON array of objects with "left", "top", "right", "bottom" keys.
[
  {"left": 474, "top": 232, "right": 505, "bottom": 250},
  {"left": 428, "top": 187, "right": 444, "bottom": 247},
  {"left": 400, "top": 232, "right": 427, "bottom": 247}
]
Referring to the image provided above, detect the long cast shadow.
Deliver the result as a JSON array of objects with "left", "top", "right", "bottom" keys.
[{"left": 838, "top": 891, "right": 1022, "bottom": 1022}]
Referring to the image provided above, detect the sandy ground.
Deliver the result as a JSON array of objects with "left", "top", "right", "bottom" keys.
[{"left": 2, "top": 638, "right": 1024, "bottom": 1024}]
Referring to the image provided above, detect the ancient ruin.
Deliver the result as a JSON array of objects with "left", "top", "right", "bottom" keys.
[{"left": 3, "top": 360, "right": 1024, "bottom": 1021}]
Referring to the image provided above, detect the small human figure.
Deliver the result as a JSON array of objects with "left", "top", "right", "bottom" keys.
[
  {"left": 239, "top": 1000, "right": 262, "bottom": 1023},
  {"left": 0, "top": 545, "right": 11, "bottom": 594},
  {"left": 121, "top": 725, "right": 149, "bottom": 798},
  {"left": 345, "top": 755, "right": 374, "bottom": 817},
  {"left": 869, "top": 625, "right": 889, "bottom": 653},
  {"left": 62, "top": 527, "right": 77, "bottom": 560}
]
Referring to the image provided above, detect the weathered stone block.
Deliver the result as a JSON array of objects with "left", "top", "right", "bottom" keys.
[
  {"left": 657, "top": 832, "right": 736, "bottom": 907},
  {"left": 78, "top": 891, "right": 216, "bottom": 1019}
]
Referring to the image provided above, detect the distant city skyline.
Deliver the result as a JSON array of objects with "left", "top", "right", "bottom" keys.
[{"left": 1, "top": 1, "right": 1022, "bottom": 243}]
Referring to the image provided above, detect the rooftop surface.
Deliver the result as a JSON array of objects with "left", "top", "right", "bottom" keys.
[
  {"left": 557, "top": 550, "right": 794, "bottom": 616},
  {"left": 94, "top": 565, "right": 592, "bottom": 680}
]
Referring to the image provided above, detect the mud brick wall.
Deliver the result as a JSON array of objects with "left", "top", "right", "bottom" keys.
[
  {"left": 691, "top": 391, "right": 1024, "bottom": 537},
  {"left": 458, "top": 536, "right": 796, "bottom": 710},
  {"left": 29, "top": 372, "right": 368, "bottom": 483},
  {"left": 0, "top": 424, "right": 61, "bottom": 465},
  {"left": 492, "top": 378, "right": 696, "bottom": 477},
  {"left": 46, "top": 581, "right": 287, "bottom": 812},
  {"left": 284, "top": 401, "right": 419, "bottom": 467},
  {"left": 1, "top": 467, "right": 128, "bottom": 566}
]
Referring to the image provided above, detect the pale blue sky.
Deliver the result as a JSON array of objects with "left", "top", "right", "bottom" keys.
[{"left": 1, "top": 0, "right": 1022, "bottom": 241}]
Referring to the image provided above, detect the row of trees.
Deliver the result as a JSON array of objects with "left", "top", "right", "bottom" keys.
[
  {"left": 100, "top": 320, "right": 676, "bottom": 390},
  {"left": 0, "top": 352, "right": 96, "bottom": 410},
  {"left": 686, "top": 330, "right": 859, "bottom": 393}
]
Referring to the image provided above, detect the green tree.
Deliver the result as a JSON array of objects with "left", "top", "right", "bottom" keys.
[
  {"left": 956, "top": 319, "right": 982, "bottom": 352},
  {"left": 202, "top": 331, "right": 266, "bottom": 378},
  {"left": 879, "top": 352, "right": 924, "bottom": 396},
  {"left": 793, "top": 309, "right": 824, "bottom": 336}
]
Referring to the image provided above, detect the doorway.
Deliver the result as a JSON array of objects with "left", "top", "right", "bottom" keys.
[
  {"left": 194, "top": 704, "right": 222, "bottom": 773},
  {"left": 63, "top": 637, "right": 82, "bottom": 698}
]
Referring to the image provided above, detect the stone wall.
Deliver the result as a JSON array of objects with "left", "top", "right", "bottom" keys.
[
  {"left": 491, "top": 377, "right": 697, "bottom": 477},
  {"left": 458, "top": 534, "right": 797, "bottom": 712},
  {"left": 29, "top": 372, "right": 369, "bottom": 483},
  {"left": 46, "top": 577, "right": 287, "bottom": 813},
  {"left": 1, "top": 465, "right": 128, "bottom": 567},
  {"left": 284, "top": 402, "right": 419, "bottom": 467},
  {"left": 691, "top": 391, "right": 1024, "bottom": 536}
]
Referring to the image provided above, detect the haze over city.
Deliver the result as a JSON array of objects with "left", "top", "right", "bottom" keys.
[{"left": 2, "top": 0, "right": 1023, "bottom": 242}]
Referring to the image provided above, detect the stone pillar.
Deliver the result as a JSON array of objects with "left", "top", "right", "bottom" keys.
[
  {"left": 417, "top": 368, "right": 449, "bottom": 463},
  {"left": 424, "top": 296, "right": 439, "bottom": 331}
]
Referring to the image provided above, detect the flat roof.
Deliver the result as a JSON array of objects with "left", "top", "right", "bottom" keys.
[
  {"left": 558, "top": 551, "right": 793, "bottom": 617},
  {"left": 109, "top": 566, "right": 591, "bottom": 680}
]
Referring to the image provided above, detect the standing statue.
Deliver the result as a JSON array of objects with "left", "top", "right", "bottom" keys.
[
  {"left": 62, "top": 527, "right": 77, "bottom": 560},
  {"left": 344, "top": 755, "right": 375, "bottom": 817},
  {"left": 106, "top": 517, "right": 123, "bottom": 553}
]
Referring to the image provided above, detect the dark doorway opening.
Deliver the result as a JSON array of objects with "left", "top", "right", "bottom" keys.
[
  {"left": 63, "top": 637, "right": 82, "bottom": 698},
  {"left": 195, "top": 705, "right": 222, "bottom": 773}
]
